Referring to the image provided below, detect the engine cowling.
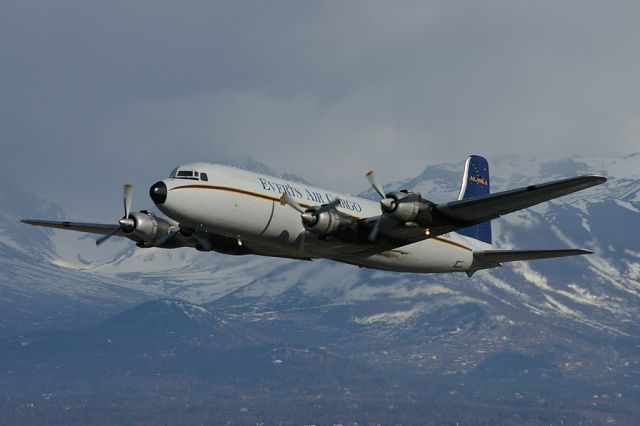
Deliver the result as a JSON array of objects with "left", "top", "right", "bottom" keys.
[
  {"left": 381, "top": 191, "right": 420, "bottom": 222},
  {"left": 124, "top": 211, "right": 175, "bottom": 245},
  {"left": 380, "top": 190, "right": 439, "bottom": 227},
  {"left": 302, "top": 206, "right": 355, "bottom": 237}
]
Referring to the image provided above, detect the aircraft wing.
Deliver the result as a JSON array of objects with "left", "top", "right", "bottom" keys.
[
  {"left": 20, "top": 219, "right": 124, "bottom": 236},
  {"left": 342, "top": 175, "right": 606, "bottom": 256},
  {"left": 434, "top": 175, "right": 606, "bottom": 225}
]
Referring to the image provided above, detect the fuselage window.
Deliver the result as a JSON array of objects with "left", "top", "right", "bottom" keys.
[
  {"left": 200, "top": 172, "right": 208, "bottom": 181},
  {"left": 195, "top": 171, "right": 199, "bottom": 177}
]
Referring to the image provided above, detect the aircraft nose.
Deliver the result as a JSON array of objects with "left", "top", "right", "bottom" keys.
[{"left": 149, "top": 181, "right": 167, "bottom": 205}]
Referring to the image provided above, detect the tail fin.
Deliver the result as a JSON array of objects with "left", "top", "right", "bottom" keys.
[{"left": 456, "top": 155, "right": 492, "bottom": 244}]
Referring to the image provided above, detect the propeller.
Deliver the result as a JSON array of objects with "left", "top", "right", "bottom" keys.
[
  {"left": 368, "top": 215, "right": 383, "bottom": 242},
  {"left": 298, "top": 230, "right": 306, "bottom": 253},
  {"left": 279, "top": 193, "right": 341, "bottom": 252},
  {"left": 280, "top": 193, "right": 342, "bottom": 228},
  {"left": 279, "top": 193, "right": 309, "bottom": 251},
  {"left": 313, "top": 197, "right": 341, "bottom": 217},
  {"left": 366, "top": 170, "right": 386, "bottom": 199},
  {"left": 366, "top": 170, "right": 427, "bottom": 240},
  {"left": 96, "top": 184, "right": 135, "bottom": 246},
  {"left": 365, "top": 170, "right": 394, "bottom": 241},
  {"left": 366, "top": 170, "right": 398, "bottom": 212},
  {"left": 280, "top": 193, "right": 305, "bottom": 213},
  {"left": 154, "top": 225, "right": 180, "bottom": 248},
  {"left": 123, "top": 183, "right": 133, "bottom": 220}
]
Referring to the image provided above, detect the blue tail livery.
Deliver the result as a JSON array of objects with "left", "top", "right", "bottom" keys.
[{"left": 456, "top": 155, "right": 492, "bottom": 244}]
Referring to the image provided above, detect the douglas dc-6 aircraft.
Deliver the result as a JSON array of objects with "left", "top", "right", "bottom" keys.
[{"left": 22, "top": 156, "right": 606, "bottom": 276}]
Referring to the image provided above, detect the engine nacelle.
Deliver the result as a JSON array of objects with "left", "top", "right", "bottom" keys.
[
  {"left": 303, "top": 207, "right": 355, "bottom": 237},
  {"left": 383, "top": 191, "right": 420, "bottom": 223},
  {"left": 125, "top": 211, "right": 175, "bottom": 245}
]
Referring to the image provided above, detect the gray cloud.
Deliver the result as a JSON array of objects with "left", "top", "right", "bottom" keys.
[{"left": 1, "top": 1, "right": 639, "bottom": 217}]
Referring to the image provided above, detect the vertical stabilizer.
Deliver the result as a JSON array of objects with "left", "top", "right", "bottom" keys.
[{"left": 456, "top": 155, "right": 492, "bottom": 244}]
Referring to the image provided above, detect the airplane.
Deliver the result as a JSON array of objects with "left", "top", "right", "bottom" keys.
[{"left": 22, "top": 155, "right": 606, "bottom": 277}]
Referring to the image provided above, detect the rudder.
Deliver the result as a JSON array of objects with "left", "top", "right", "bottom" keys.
[{"left": 456, "top": 155, "right": 492, "bottom": 244}]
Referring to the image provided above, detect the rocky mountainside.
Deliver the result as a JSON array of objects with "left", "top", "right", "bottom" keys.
[
  {"left": 0, "top": 180, "right": 160, "bottom": 335},
  {"left": 1, "top": 154, "right": 639, "bottom": 375},
  {"left": 1, "top": 154, "right": 639, "bottom": 424}
]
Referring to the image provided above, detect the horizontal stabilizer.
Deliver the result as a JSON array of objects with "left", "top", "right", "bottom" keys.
[
  {"left": 21, "top": 219, "right": 122, "bottom": 236},
  {"left": 469, "top": 249, "right": 592, "bottom": 275}
]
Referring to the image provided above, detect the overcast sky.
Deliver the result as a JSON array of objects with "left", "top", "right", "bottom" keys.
[{"left": 2, "top": 1, "right": 639, "bottom": 218}]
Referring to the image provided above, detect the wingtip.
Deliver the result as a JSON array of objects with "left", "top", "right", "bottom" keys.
[{"left": 585, "top": 175, "right": 607, "bottom": 184}]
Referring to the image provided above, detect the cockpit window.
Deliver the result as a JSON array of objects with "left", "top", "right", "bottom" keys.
[
  {"left": 172, "top": 168, "right": 208, "bottom": 181},
  {"left": 175, "top": 170, "right": 199, "bottom": 180}
]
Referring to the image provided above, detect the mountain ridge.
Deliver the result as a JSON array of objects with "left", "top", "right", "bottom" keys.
[
  {"left": 1, "top": 154, "right": 638, "bottom": 348},
  {"left": 1, "top": 154, "right": 640, "bottom": 424}
]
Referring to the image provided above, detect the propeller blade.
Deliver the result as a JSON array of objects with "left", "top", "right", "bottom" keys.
[
  {"left": 322, "top": 197, "right": 341, "bottom": 212},
  {"left": 366, "top": 170, "right": 386, "bottom": 199},
  {"left": 329, "top": 197, "right": 341, "bottom": 209},
  {"left": 123, "top": 184, "right": 133, "bottom": 219},
  {"left": 96, "top": 227, "right": 121, "bottom": 246},
  {"left": 368, "top": 216, "right": 383, "bottom": 242},
  {"left": 298, "top": 230, "right": 306, "bottom": 253},
  {"left": 279, "top": 193, "right": 306, "bottom": 213},
  {"left": 155, "top": 226, "right": 179, "bottom": 247},
  {"left": 96, "top": 183, "right": 137, "bottom": 247},
  {"left": 194, "top": 233, "right": 212, "bottom": 251}
]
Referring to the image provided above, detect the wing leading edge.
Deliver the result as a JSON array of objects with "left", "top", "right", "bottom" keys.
[
  {"left": 435, "top": 175, "right": 606, "bottom": 225},
  {"left": 20, "top": 219, "right": 123, "bottom": 236}
]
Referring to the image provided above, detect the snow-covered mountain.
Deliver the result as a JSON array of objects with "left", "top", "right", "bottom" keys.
[
  {"left": 0, "top": 180, "right": 160, "bottom": 335},
  {"left": 2, "top": 154, "right": 639, "bottom": 376}
]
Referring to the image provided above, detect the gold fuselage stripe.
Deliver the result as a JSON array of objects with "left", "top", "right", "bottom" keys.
[
  {"left": 432, "top": 237, "right": 472, "bottom": 251},
  {"left": 170, "top": 183, "right": 472, "bottom": 252}
]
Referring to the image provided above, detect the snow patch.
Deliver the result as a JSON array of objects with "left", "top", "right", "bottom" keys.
[
  {"left": 353, "top": 303, "right": 426, "bottom": 326},
  {"left": 164, "top": 300, "right": 211, "bottom": 320},
  {"left": 0, "top": 234, "right": 26, "bottom": 253},
  {"left": 544, "top": 294, "right": 581, "bottom": 317},
  {"left": 481, "top": 272, "right": 530, "bottom": 303},
  {"left": 343, "top": 283, "right": 453, "bottom": 301},
  {"left": 627, "top": 262, "right": 640, "bottom": 281},
  {"left": 614, "top": 199, "right": 640, "bottom": 213},
  {"left": 512, "top": 263, "right": 552, "bottom": 292},
  {"left": 624, "top": 249, "right": 640, "bottom": 258}
]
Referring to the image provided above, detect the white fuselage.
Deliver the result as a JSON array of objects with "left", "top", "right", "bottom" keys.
[{"left": 154, "top": 163, "right": 487, "bottom": 274}]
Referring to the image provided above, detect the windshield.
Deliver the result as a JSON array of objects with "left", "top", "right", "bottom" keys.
[{"left": 172, "top": 168, "right": 209, "bottom": 181}]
